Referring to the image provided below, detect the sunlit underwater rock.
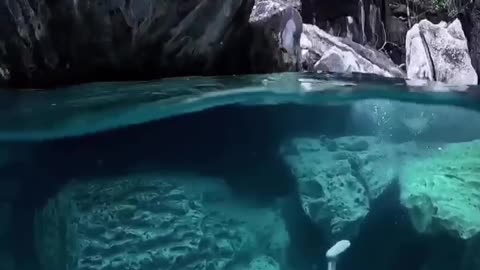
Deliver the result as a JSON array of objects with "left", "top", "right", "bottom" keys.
[
  {"left": 34, "top": 173, "right": 289, "bottom": 270},
  {"left": 280, "top": 135, "right": 418, "bottom": 239},
  {"left": 400, "top": 140, "right": 480, "bottom": 240}
]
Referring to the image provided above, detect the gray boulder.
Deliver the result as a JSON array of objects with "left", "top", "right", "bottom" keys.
[
  {"left": 248, "top": 0, "right": 303, "bottom": 73},
  {"left": 405, "top": 19, "right": 478, "bottom": 85},
  {"left": 300, "top": 24, "right": 405, "bottom": 77},
  {"left": 251, "top": 0, "right": 301, "bottom": 18},
  {"left": 34, "top": 173, "right": 289, "bottom": 270}
]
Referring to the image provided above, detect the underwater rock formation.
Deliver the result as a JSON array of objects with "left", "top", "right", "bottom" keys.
[
  {"left": 280, "top": 136, "right": 408, "bottom": 239},
  {"left": 300, "top": 24, "right": 405, "bottom": 77},
  {"left": 34, "top": 173, "right": 289, "bottom": 270},
  {"left": 405, "top": 19, "right": 478, "bottom": 85},
  {"left": 400, "top": 140, "right": 480, "bottom": 240}
]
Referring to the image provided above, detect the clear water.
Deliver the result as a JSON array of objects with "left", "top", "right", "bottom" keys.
[{"left": 0, "top": 72, "right": 479, "bottom": 270}]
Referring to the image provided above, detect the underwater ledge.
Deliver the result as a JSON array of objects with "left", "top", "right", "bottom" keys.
[{"left": 0, "top": 72, "right": 479, "bottom": 270}]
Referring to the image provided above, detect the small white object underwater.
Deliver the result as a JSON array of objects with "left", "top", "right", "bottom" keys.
[{"left": 326, "top": 240, "right": 351, "bottom": 270}]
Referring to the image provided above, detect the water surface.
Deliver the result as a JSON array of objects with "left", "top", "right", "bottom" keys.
[{"left": 1, "top": 72, "right": 480, "bottom": 140}]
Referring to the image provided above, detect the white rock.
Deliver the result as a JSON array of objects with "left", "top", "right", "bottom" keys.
[
  {"left": 301, "top": 24, "right": 405, "bottom": 77},
  {"left": 406, "top": 19, "right": 478, "bottom": 85}
]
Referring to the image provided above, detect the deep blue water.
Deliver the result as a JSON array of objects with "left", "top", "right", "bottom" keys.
[{"left": 0, "top": 72, "right": 479, "bottom": 270}]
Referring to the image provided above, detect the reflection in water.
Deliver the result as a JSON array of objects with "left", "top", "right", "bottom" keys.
[{"left": 0, "top": 73, "right": 479, "bottom": 270}]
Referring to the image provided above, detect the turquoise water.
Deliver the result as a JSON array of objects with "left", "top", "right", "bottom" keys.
[{"left": 0, "top": 72, "right": 479, "bottom": 270}]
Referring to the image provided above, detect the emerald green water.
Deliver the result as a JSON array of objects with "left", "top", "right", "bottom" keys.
[{"left": 0, "top": 72, "right": 479, "bottom": 270}]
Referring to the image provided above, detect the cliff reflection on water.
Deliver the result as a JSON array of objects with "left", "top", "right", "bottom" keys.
[{"left": 0, "top": 72, "right": 479, "bottom": 270}]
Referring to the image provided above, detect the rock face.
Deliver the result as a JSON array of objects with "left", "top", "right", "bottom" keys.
[
  {"left": 300, "top": 0, "right": 386, "bottom": 49},
  {"left": 405, "top": 19, "right": 478, "bottom": 85},
  {"left": 280, "top": 136, "right": 406, "bottom": 240},
  {"left": 300, "top": 24, "right": 405, "bottom": 77},
  {"left": 460, "top": 0, "right": 480, "bottom": 81},
  {"left": 247, "top": 0, "right": 303, "bottom": 73},
  {"left": 0, "top": 0, "right": 308, "bottom": 88},
  {"left": 400, "top": 140, "right": 480, "bottom": 240},
  {"left": 34, "top": 173, "right": 289, "bottom": 270},
  {"left": 0, "top": 0, "right": 256, "bottom": 87}
]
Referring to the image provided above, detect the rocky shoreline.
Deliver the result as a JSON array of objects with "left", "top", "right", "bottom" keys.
[{"left": 1, "top": 0, "right": 480, "bottom": 88}]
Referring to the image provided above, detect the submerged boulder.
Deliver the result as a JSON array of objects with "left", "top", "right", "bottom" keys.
[
  {"left": 300, "top": 24, "right": 405, "bottom": 77},
  {"left": 34, "top": 173, "right": 289, "bottom": 270},
  {"left": 405, "top": 19, "right": 478, "bottom": 85},
  {"left": 280, "top": 136, "right": 407, "bottom": 240},
  {"left": 400, "top": 140, "right": 480, "bottom": 240}
]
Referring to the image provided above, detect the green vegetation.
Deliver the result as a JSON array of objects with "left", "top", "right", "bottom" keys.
[{"left": 433, "top": 0, "right": 449, "bottom": 10}]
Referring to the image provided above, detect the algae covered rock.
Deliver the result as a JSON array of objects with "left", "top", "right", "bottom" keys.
[
  {"left": 281, "top": 136, "right": 403, "bottom": 239},
  {"left": 400, "top": 140, "right": 480, "bottom": 239},
  {"left": 35, "top": 173, "right": 288, "bottom": 270}
]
